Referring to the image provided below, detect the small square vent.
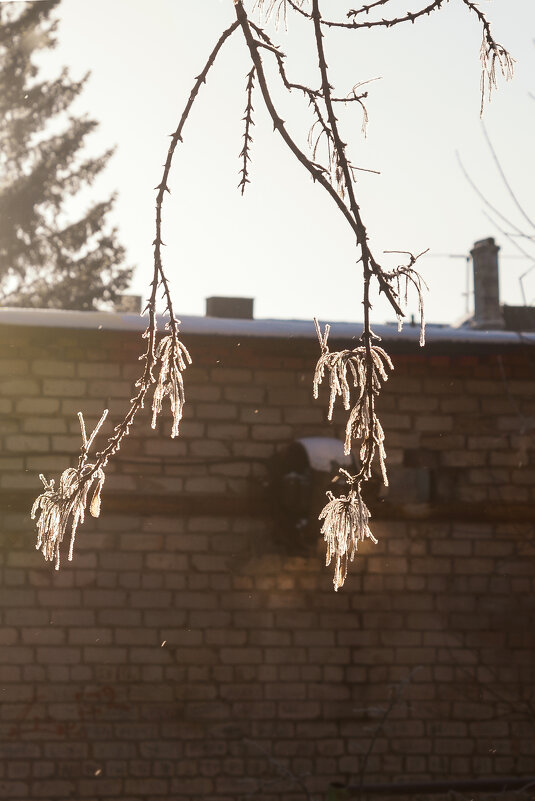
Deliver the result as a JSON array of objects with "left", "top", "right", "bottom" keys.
[{"left": 205, "top": 297, "right": 254, "bottom": 319}]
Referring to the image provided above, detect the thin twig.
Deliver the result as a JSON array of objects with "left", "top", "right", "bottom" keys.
[{"left": 482, "top": 122, "right": 535, "bottom": 233}]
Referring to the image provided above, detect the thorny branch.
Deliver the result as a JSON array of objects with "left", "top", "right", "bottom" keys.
[
  {"left": 31, "top": 21, "right": 243, "bottom": 567},
  {"left": 289, "top": 0, "right": 448, "bottom": 30},
  {"left": 238, "top": 66, "right": 256, "bottom": 193},
  {"left": 32, "top": 2, "right": 513, "bottom": 588}
]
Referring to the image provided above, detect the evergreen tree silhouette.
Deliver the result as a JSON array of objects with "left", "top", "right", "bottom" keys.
[{"left": 0, "top": 0, "right": 132, "bottom": 309}]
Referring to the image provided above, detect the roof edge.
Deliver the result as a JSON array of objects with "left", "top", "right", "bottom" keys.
[{"left": 0, "top": 307, "right": 533, "bottom": 348}]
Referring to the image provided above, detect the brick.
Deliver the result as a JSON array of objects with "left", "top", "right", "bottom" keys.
[
  {"left": 224, "top": 385, "right": 264, "bottom": 403},
  {"left": 68, "top": 628, "right": 113, "bottom": 645},
  {"left": 189, "top": 440, "right": 229, "bottom": 457},
  {"left": 184, "top": 476, "right": 226, "bottom": 493},
  {"left": 440, "top": 396, "right": 479, "bottom": 412},
  {"left": 283, "top": 407, "right": 325, "bottom": 424},
  {"left": 453, "top": 557, "right": 494, "bottom": 574},
  {"left": 481, "top": 397, "right": 515, "bottom": 414},
  {"left": 235, "top": 611, "right": 274, "bottom": 628},
  {"left": 46, "top": 609, "right": 95, "bottom": 626},
  {"left": 5, "top": 434, "right": 49, "bottom": 452},
  {"left": 0, "top": 379, "right": 40, "bottom": 396},
  {"left": 171, "top": 777, "right": 214, "bottom": 794},
  {"left": 22, "top": 417, "right": 68, "bottom": 434},
  {"left": 8, "top": 762, "right": 30, "bottom": 779},
  {"left": 36, "top": 647, "right": 81, "bottom": 664},
  {"left": 420, "top": 433, "right": 465, "bottom": 450},
  {"left": 79, "top": 362, "right": 122, "bottom": 378},
  {"left": 220, "top": 648, "right": 262, "bottom": 664},
  {"left": 191, "top": 554, "right": 229, "bottom": 572},
  {"left": 211, "top": 368, "right": 252, "bottom": 383},
  {"left": 435, "top": 738, "right": 474, "bottom": 755},
  {"left": 4, "top": 609, "right": 49, "bottom": 626},
  {"left": 50, "top": 434, "right": 82, "bottom": 452},
  {"left": 465, "top": 379, "right": 501, "bottom": 395},
  {"left": 0, "top": 628, "right": 18, "bottom": 645},
  {"left": 255, "top": 367, "right": 302, "bottom": 388},
  {"left": 268, "top": 386, "right": 311, "bottom": 406},
  {"left": 242, "top": 406, "right": 282, "bottom": 423},
  {"left": 0, "top": 589, "right": 36, "bottom": 607},
  {"left": 75, "top": 778, "right": 122, "bottom": 796},
  {"left": 367, "top": 556, "right": 408, "bottom": 574},
  {"left": 32, "top": 360, "right": 76, "bottom": 377},
  {"left": 380, "top": 412, "right": 412, "bottom": 430},
  {"left": 294, "top": 631, "right": 335, "bottom": 647},
  {"left": 0, "top": 782, "right": 28, "bottom": 798},
  {"left": 278, "top": 700, "right": 321, "bottom": 719},
  {"left": 120, "top": 533, "right": 164, "bottom": 551},
  {"left": 496, "top": 415, "right": 530, "bottom": 432},
  {"left": 88, "top": 379, "right": 132, "bottom": 398},
  {"left": 21, "top": 627, "right": 64, "bottom": 645},
  {"left": 81, "top": 589, "right": 127, "bottom": 607},
  {"left": 251, "top": 423, "right": 293, "bottom": 441},
  {"left": 195, "top": 402, "right": 238, "bottom": 420},
  {"left": 42, "top": 378, "right": 87, "bottom": 397},
  {"left": 123, "top": 778, "right": 168, "bottom": 795},
  {"left": 205, "top": 423, "right": 248, "bottom": 440},
  {"left": 60, "top": 398, "right": 107, "bottom": 416},
  {"left": 36, "top": 588, "right": 81, "bottom": 607},
  {"left": 250, "top": 629, "right": 292, "bottom": 647},
  {"left": 84, "top": 646, "right": 127, "bottom": 663},
  {"left": 394, "top": 647, "right": 437, "bottom": 664},
  {"left": 430, "top": 540, "right": 472, "bottom": 556},
  {"left": 146, "top": 553, "right": 189, "bottom": 571},
  {"left": 131, "top": 590, "right": 174, "bottom": 608},
  {"left": 399, "top": 396, "right": 438, "bottom": 412},
  {"left": 0, "top": 398, "right": 13, "bottom": 414},
  {"left": 414, "top": 415, "right": 453, "bottom": 432},
  {"left": 25, "top": 456, "right": 69, "bottom": 474},
  {"left": 0, "top": 358, "right": 28, "bottom": 375}
]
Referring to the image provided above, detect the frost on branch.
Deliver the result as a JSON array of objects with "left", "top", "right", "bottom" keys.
[
  {"left": 31, "top": 411, "right": 108, "bottom": 570},
  {"left": 313, "top": 318, "right": 393, "bottom": 474},
  {"left": 29, "top": 0, "right": 512, "bottom": 589},
  {"left": 320, "top": 471, "right": 378, "bottom": 591},
  {"left": 313, "top": 319, "right": 393, "bottom": 588},
  {"left": 385, "top": 260, "right": 428, "bottom": 347},
  {"left": 151, "top": 331, "right": 192, "bottom": 438}
]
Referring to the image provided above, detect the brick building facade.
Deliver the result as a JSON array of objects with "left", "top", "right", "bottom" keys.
[{"left": 0, "top": 308, "right": 534, "bottom": 800}]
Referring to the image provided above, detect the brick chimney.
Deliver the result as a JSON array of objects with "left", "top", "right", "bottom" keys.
[{"left": 470, "top": 238, "right": 504, "bottom": 329}]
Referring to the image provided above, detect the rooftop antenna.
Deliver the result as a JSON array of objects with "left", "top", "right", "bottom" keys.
[
  {"left": 519, "top": 263, "right": 535, "bottom": 307},
  {"left": 422, "top": 252, "right": 473, "bottom": 314},
  {"left": 424, "top": 250, "right": 530, "bottom": 315}
]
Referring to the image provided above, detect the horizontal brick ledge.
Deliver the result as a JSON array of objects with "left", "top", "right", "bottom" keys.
[
  {"left": 5, "top": 491, "right": 535, "bottom": 522},
  {"left": 333, "top": 776, "right": 535, "bottom": 799}
]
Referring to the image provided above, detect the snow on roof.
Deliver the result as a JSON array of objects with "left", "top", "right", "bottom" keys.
[{"left": 0, "top": 307, "right": 534, "bottom": 348}]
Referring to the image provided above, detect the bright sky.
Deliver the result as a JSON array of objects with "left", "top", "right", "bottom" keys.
[{"left": 36, "top": 0, "right": 535, "bottom": 326}]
